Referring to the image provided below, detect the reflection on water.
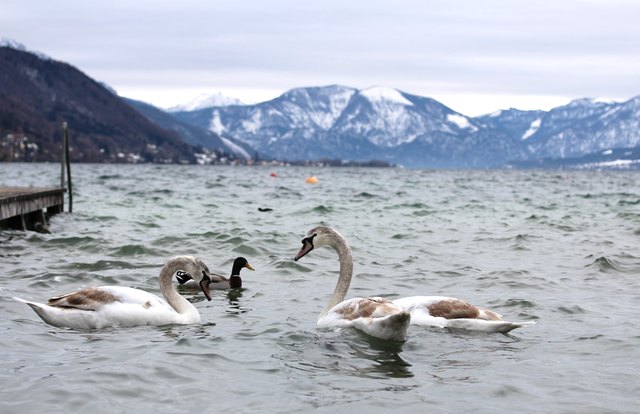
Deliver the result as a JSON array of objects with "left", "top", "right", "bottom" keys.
[
  {"left": 225, "top": 289, "right": 253, "bottom": 314},
  {"left": 342, "top": 333, "right": 414, "bottom": 379},
  {"left": 276, "top": 328, "right": 414, "bottom": 381}
]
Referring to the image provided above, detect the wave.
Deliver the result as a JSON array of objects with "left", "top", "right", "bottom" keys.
[{"left": 586, "top": 255, "right": 640, "bottom": 273}]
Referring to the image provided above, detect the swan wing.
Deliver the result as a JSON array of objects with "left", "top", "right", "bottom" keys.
[
  {"left": 393, "top": 296, "right": 534, "bottom": 333},
  {"left": 46, "top": 286, "right": 167, "bottom": 310}
]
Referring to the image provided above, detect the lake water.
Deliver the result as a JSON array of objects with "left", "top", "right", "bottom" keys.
[{"left": 1, "top": 163, "right": 639, "bottom": 413}]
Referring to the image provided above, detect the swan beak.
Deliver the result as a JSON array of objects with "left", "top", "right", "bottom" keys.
[
  {"left": 294, "top": 240, "right": 314, "bottom": 261},
  {"left": 244, "top": 263, "right": 255, "bottom": 271},
  {"left": 200, "top": 275, "right": 212, "bottom": 301}
]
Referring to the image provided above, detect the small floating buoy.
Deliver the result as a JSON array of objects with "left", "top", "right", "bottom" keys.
[
  {"left": 270, "top": 172, "right": 278, "bottom": 177},
  {"left": 306, "top": 176, "right": 318, "bottom": 184}
]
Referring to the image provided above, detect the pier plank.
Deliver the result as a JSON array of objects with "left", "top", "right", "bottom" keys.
[{"left": 0, "top": 187, "right": 65, "bottom": 231}]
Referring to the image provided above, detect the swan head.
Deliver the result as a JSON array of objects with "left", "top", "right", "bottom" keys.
[{"left": 294, "top": 226, "right": 346, "bottom": 261}]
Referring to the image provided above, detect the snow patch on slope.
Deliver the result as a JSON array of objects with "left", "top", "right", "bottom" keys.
[
  {"left": 221, "top": 137, "right": 251, "bottom": 160},
  {"left": 522, "top": 119, "right": 542, "bottom": 140},
  {"left": 447, "top": 114, "right": 476, "bottom": 131},
  {"left": 360, "top": 86, "right": 413, "bottom": 106},
  {"left": 209, "top": 111, "right": 225, "bottom": 135}
]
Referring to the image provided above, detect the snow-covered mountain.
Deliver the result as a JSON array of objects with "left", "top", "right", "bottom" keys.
[
  {"left": 477, "top": 98, "right": 640, "bottom": 163},
  {"left": 174, "top": 85, "right": 522, "bottom": 167},
  {"left": 167, "top": 92, "right": 244, "bottom": 112},
  {"left": 172, "top": 85, "right": 640, "bottom": 168},
  {"left": 521, "top": 97, "right": 640, "bottom": 159}
]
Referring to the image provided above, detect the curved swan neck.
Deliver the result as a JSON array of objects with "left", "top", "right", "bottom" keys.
[
  {"left": 159, "top": 258, "right": 198, "bottom": 315},
  {"left": 320, "top": 231, "right": 353, "bottom": 318}
]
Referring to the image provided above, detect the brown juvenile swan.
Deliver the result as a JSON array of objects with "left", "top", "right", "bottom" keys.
[{"left": 294, "top": 226, "right": 410, "bottom": 341}]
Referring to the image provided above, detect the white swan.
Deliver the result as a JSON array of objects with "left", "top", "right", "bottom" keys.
[
  {"left": 294, "top": 226, "right": 410, "bottom": 342},
  {"left": 13, "top": 255, "right": 213, "bottom": 329},
  {"left": 392, "top": 296, "right": 536, "bottom": 333},
  {"left": 177, "top": 257, "right": 254, "bottom": 290}
]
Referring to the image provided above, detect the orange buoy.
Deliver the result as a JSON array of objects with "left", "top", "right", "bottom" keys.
[
  {"left": 270, "top": 172, "right": 278, "bottom": 177},
  {"left": 305, "top": 176, "right": 318, "bottom": 184}
]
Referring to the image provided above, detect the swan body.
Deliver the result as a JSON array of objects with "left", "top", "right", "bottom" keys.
[
  {"left": 177, "top": 257, "right": 254, "bottom": 290},
  {"left": 294, "top": 226, "right": 410, "bottom": 342},
  {"left": 393, "top": 296, "right": 536, "bottom": 333},
  {"left": 14, "top": 256, "right": 213, "bottom": 329}
]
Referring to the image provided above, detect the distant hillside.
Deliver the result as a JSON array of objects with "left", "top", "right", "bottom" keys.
[
  {"left": 124, "top": 98, "right": 254, "bottom": 160},
  {"left": 510, "top": 146, "right": 640, "bottom": 170},
  {"left": 0, "top": 45, "right": 197, "bottom": 163}
]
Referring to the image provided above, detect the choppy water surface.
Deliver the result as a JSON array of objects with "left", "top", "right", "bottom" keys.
[{"left": 1, "top": 163, "right": 639, "bottom": 413}]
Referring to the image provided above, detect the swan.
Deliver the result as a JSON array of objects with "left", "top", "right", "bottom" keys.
[
  {"left": 294, "top": 226, "right": 410, "bottom": 342},
  {"left": 176, "top": 257, "right": 254, "bottom": 290},
  {"left": 13, "top": 255, "right": 213, "bottom": 329}
]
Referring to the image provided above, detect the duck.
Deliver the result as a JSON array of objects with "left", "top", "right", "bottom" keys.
[
  {"left": 13, "top": 255, "right": 213, "bottom": 329},
  {"left": 294, "top": 226, "right": 410, "bottom": 342},
  {"left": 176, "top": 257, "right": 254, "bottom": 290}
]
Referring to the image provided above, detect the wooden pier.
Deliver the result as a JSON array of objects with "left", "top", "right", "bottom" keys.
[{"left": 0, "top": 187, "right": 65, "bottom": 231}]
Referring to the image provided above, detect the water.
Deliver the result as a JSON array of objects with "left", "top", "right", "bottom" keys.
[{"left": 1, "top": 163, "right": 639, "bottom": 413}]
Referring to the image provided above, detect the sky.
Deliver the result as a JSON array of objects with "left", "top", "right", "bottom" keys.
[{"left": 2, "top": 0, "right": 639, "bottom": 116}]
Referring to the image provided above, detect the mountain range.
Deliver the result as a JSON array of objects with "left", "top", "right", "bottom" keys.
[
  {"left": 1, "top": 41, "right": 639, "bottom": 168},
  {"left": 173, "top": 86, "right": 640, "bottom": 168}
]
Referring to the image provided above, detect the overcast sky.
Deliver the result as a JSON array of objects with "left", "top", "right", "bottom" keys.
[{"left": 2, "top": 0, "right": 639, "bottom": 115}]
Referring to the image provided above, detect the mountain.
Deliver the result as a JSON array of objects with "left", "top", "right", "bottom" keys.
[
  {"left": 475, "top": 98, "right": 640, "bottom": 167},
  {"left": 519, "top": 98, "right": 640, "bottom": 159},
  {"left": 173, "top": 85, "right": 525, "bottom": 167},
  {"left": 167, "top": 92, "right": 244, "bottom": 112},
  {"left": 0, "top": 44, "right": 197, "bottom": 163},
  {"left": 174, "top": 85, "right": 640, "bottom": 168},
  {"left": 124, "top": 98, "right": 254, "bottom": 159}
]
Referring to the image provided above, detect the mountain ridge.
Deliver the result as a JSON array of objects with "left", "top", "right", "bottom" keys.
[{"left": 173, "top": 85, "right": 640, "bottom": 168}]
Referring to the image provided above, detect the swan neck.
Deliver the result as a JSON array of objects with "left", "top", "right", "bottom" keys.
[
  {"left": 321, "top": 233, "right": 353, "bottom": 318},
  {"left": 159, "top": 260, "right": 198, "bottom": 315}
]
